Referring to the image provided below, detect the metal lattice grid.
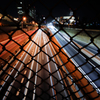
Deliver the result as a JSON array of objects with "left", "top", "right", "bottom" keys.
[{"left": 0, "top": 0, "right": 100, "bottom": 100}]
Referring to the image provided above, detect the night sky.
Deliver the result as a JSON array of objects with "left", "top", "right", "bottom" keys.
[{"left": 0, "top": 0, "right": 100, "bottom": 22}]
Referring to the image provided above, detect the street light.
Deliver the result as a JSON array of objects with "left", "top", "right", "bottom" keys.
[
  {"left": 22, "top": 16, "right": 26, "bottom": 28},
  {"left": 32, "top": 21, "right": 35, "bottom": 24},
  {"left": 23, "top": 16, "right": 26, "bottom": 21}
]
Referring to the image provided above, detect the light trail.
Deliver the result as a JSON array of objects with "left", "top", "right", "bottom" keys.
[
  {"left": 47, "top": 23, "right": 100, "bottom": 94},
  {"left": 0, "top": 29, "right": 72, "bottom": 99},
  {"left": 2, "top": 31, "right": 38, "bottom": 99},
  {"left": 23, "top": 30, "right": 39, "bottom": 100},
  {"left": 43, "top": 32, "right": 56, "bottom": 99},
  {"left": 44, "top": 32, "right": 68, "bottom": 97}
]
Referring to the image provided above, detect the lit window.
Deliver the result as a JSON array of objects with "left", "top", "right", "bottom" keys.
[
  {"left": 20, "top": 2, "right": 22, "bottom": 4},
  {"left": 17, "top": 7, "right": 22, "bottom": 9},
  {"left": 18, "top": 10, "right": 24, "bottom": 14}
]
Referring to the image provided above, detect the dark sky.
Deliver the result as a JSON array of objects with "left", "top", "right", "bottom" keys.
[{"left": 0, "top": 0, "right": 100, "bottom": 22}]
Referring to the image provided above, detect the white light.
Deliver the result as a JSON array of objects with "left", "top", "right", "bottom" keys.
[
  {"left": 14, "top": 18, "right": 18, "bottom": 21},
  {"left": 20, "top": 2, "right": 22, "bottom": 4},
  {"left": 43, "top": 17, "right": 45, "bottom": 19},
  {"left": 17, "top": 7, "right": 22, "bottom": 9},
  {"left": 18, "top": 10, "right": 24, "bottom": 14},
  {"left": 70, "top": 19, "right": 74, "bottom": 23}
]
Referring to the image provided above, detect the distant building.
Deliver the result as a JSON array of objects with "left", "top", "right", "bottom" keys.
[
  {"left": 29, "top": 7, "right": 36, "bottom": 19},
  {"left": 54, "top": 10, "right": 76, "bottom": 26},
  {"left": 63, "top": 16, "right": 75, "bottom": 25},
  {"left": 0, "top": 13, "right": 16, "bottom": 26},
  {"left": 55, "top": 16, "right": 75, "bottom": 25},
  {"left": 28, "top": 6, "right": 37, "bottom": 23},
  {"left": 69, "top": 10, "right": 73, "bottom": 16},
  {"left": 0, "top": 13, "right": 12, "bottom": 22},
  {"left": 17, "top": 0, "right": 28, "bottom": 20}
]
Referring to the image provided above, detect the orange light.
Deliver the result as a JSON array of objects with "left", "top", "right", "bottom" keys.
[
  {"left": 36, "top": 23, "right": 38, "bottom": 26},
  {"left": 0, "top": 22, "right": 2, "bottom": 26},
  {"left": 32, "top": 21, "right": 35, "bottom": 24},
  {"left": 23, "top": 17, "right": 26, "bottom": 21}
]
